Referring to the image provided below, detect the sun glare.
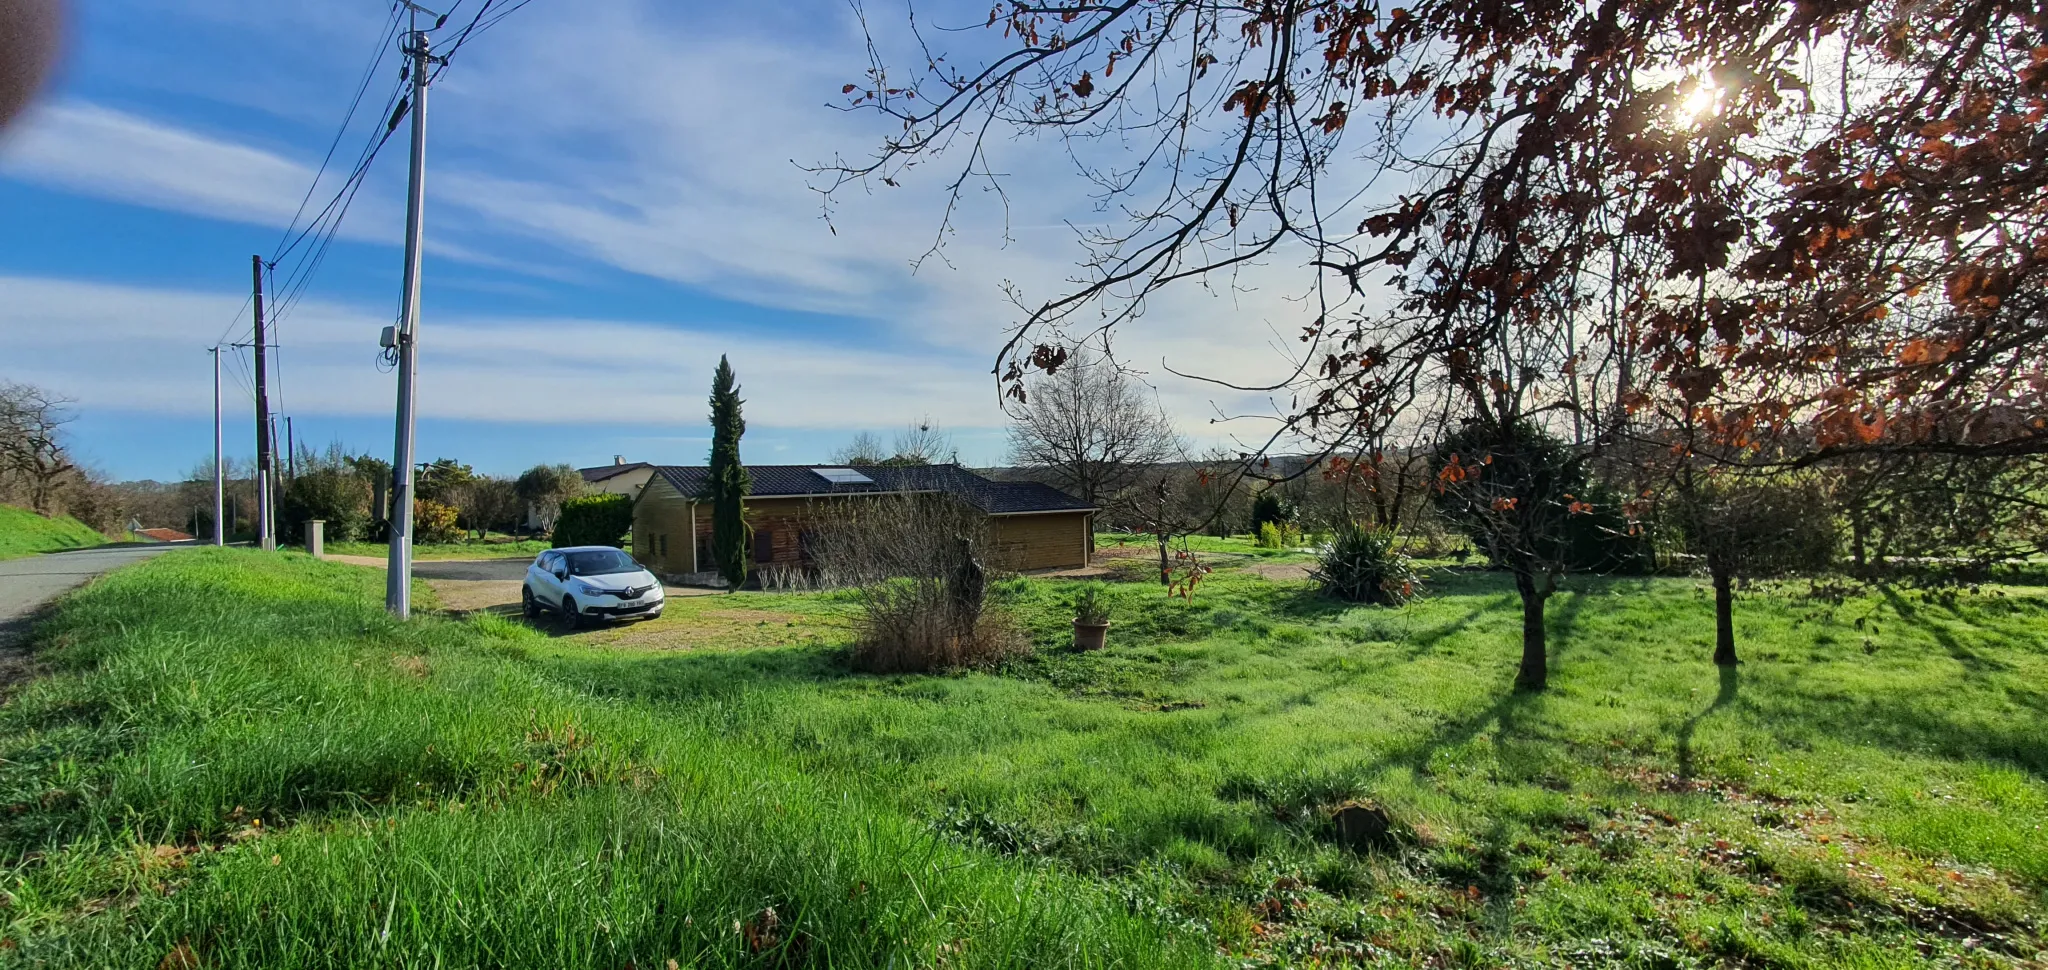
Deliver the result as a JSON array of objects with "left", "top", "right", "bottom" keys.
[{"left": 1678, "top": 81, "right": 1722, "bottom": 126}]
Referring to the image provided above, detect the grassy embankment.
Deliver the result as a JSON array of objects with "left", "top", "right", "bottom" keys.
[
  {"left": 0, "top": 550, "right": 1205, "bottom": 968},
  {"left": 4, "top": 545, "right": 2046, "bottom": 966},
  {"left": 325, "top": 534, "right": 549, "bottom": 561},
  {"left": 0, "top": 505, "right": 105, "bottom": 561}
]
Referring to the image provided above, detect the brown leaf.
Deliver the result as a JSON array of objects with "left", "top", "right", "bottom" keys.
[{"left": 159, "top": 942, "right": 200, "bottom": 970}]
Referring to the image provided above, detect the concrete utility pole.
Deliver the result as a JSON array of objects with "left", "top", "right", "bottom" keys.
[
  {"left": 251, "top": 254, "right": 275, "bottom": 551},
  {"left": 386, "top": 25, "right": 432, "bottom": 617},
  {"left": 285, "top": 416, "right": 295, "bottom": 480},
  {"left": 211, "top": 346, "right": 224, "bottom": 546}
]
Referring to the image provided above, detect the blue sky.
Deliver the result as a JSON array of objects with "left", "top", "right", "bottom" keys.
[{"left": 0, "top": 0, "right": 1301, "bottom": 482}]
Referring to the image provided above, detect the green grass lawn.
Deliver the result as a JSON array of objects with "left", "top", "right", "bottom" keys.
[
  {"left": 3, "top": 549, "right": 2045, "bottom": 967},
  {"left": 1097, "top": 531, "right": 1318, "bottom": 559},
  {"left": 0, "top": 505, "right": 105, "bottom": 561},
  {"left": 325, "top": 534, "right": 549, "bottom": 560}
]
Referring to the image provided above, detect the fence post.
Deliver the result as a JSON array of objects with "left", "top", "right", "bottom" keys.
[{"left": 307, "top": 520, "right": 325, "bottom": 559}]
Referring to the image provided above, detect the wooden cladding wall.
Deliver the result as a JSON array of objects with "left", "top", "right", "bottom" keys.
[
  {"left": 690, "top": 496, "right": 817, "bottom": 568},
  {"left": 631, "top": 478, "right": 1093, "bottom": 577},
  {"left": 989, "top": 512, "right": 1091, "bottom": 571}
]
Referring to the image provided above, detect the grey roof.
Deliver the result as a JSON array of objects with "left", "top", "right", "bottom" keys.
[
  {"left": 651, "top": 464, "right": 1092, "bottom": 515},
  {"left": 580, "top": 462, "right": 651, "bottom": 484}
]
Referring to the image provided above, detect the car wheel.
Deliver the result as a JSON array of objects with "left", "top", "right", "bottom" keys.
[
  {"left": 521, "top": 586, "right": 539, "bottom": 619},
  {"left": 561, "top": 596, "right": 583, "bottom": 630}
]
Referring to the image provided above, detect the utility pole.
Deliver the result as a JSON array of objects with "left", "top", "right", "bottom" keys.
[
  {"left": 211, "top": 346, "right": 224, "bottom": 546},
  {"left": 386, "top": 23, "right": 432, "bottom": 617},
  {"left": 251, "top": 254, "right": 275, "bottom": 551},
  {"left": 285, "top": 416, "right": 296, "bottom": 479}
]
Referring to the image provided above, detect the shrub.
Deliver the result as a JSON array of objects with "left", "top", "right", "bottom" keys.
[
  {"left": 1250, "top": 489, "right": 1295, "bottom": 534},
  {"left": 413, "top": 498, "right": 462, "bottom": 544},
  {"left": 847, "top": 580, "right": 1027, "bottom": 673},
  {"left": 810, "top": 493, "right": 1028, "bottom": 673},
  {"left": 1312, "top": 523, "right": 1421, "bottom": 605},
  {"left": 279, "top": 469, "right": 371, "bottom": 544},
  {"left": 552, "top": 493, "right": 632, "bottom": 548},
  {"left": 1071, "top": 583, "right": 1111, "bottom": 624},
  {"left": 1255, "top": 521, "right": 1302, "bottom": 549}
]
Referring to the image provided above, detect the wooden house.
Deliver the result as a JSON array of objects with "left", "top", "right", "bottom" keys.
[{"left": 631, "top": 464, "right": 1095, "bottom": 580}]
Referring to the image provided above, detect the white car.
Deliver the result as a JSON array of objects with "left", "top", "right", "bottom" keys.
[{"left": 522, "top": 546, "right": 665, "bottom": 627}]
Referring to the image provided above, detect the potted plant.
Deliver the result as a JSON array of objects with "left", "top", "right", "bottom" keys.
[{"left": 1071, "top": 583, "right": 1111, "bottom": 651}]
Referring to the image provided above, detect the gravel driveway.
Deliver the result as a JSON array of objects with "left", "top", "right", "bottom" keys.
[{"left": 326, "top": 554, "right": 713, "bottom": 615}]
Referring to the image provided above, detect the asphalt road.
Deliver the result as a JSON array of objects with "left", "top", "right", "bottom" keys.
[{"left": 0, "top": 543, "right": 181, "bottom": 682}]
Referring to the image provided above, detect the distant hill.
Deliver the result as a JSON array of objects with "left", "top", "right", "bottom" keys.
[{"left": 0, "top": 504, "right": 108, "bottom": 561}]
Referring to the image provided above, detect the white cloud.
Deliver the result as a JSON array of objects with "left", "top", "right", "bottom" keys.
[
  {"left": 0, "top": 101, "right": 337, "bottom": 227},
  {"left": 0, "top": 274, "right": 1005, "bottom": 430},
  {"left": 0, "top": 0, "right": 1382, "bottom": 463}
]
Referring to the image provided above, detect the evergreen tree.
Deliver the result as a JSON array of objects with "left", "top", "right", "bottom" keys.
[{"left": 707, "top": 356, "right": 752, "bottom": 590}]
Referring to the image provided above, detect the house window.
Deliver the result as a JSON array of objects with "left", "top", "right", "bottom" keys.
[{"left": 753, "top": 527, "right": 775, "bottom": 563}]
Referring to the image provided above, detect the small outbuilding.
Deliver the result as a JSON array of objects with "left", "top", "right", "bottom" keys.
[{"left": 631, "top": 464, "right": 1094, "bottom": 581}]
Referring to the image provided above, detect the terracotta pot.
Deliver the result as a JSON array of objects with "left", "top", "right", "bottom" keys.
[{"left": 1072, "top": 619, "right": 1110, "bottom": 651}]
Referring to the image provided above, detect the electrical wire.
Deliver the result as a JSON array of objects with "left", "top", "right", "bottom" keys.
[
  {"left": 257, "top": 0, "right": 542, "bottom": 391},
  {"left": 271, "top": 2, "right": 405, "bottom": 267},
  {"left": 429, "top": 0, "right": 536, "bottom": 82},
  {"left": 268, "top": 72, "right": 410, "bottom": 294},
  {"left": 212, "top": 293, "right": 254, "bottom": 351},
  {"left": 266, "top": 73, "right": 410, "bottom": 330}
]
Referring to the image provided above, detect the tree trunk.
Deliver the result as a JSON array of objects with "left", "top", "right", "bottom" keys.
[
  {"left": 1711, "top": 558, "right": 1738, "bottom": 666},
  {"left": 1849, "top": 509, "right": 1868, "bottom": 574},
  {"left": 1156, "top": 480, "right": 1172, "bottom": 586},
  {"left": 1514, "top": 570, "right": 1548, "bottom": 691}
]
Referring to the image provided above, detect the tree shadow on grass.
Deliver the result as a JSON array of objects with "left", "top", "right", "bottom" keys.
[
  {"left": 1877, "top": 587, "right": 2013, "bottom": 676},
  {"left": 1677, "top": 665, "right": 1740, "bottom": 779},
  {"left": 1377, "top": 687, "right": 1543, "bottom": 775},
  {"left": 537, "top": 642, "right": 856, "bottom": 705},
  {"left": 1408, "top": 599, "right": 1511, "bottom": 654}
]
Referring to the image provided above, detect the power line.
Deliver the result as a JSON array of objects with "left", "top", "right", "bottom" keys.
[
  {"left": 428, "top": 0, "right": 535, "bottom": 83},
  {"left": 272, "top": 2, "right": 406, "bottom": 266},
  {"left": 268, "top": 0, "right": 540, "bottom": 319},
  {"left": 212, "top": 292, "right": 254, "bottom": 350}
]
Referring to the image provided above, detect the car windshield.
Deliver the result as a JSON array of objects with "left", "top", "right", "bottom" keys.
[{"left": 563, "top": 549, "right": 637, "bottom": 576}]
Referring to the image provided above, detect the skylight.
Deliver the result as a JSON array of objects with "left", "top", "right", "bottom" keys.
[{"left": 812, "top": 467, "right": 874, "bottom": 485}]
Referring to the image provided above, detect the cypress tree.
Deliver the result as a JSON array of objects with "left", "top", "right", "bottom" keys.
[{"left": 707, "top": 355, "right": 752, "bottom": 590}]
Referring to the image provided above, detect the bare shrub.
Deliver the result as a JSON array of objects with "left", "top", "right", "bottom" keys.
[
  {"left": 758, "top": 563, "right": 818, "bottom": 592},
  {"left": 808, "top": 492, "right": 1027, "bottom": 673}
]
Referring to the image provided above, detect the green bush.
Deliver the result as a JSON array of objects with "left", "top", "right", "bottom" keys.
[
  {"left": 1311, "top": 523, "right": 1421, "bottom": 604},
  {"left": 1249, "top": 490, "right": 1294, "bottom": 534},
  {"left": 1254, "top": 521, "right": 1302, "bottom": 549},
  {"left": 279, "top": 469, "right": 371, "bottom": 544},
  {"left": 552, "top": 493, "right": 633, "bottom": 548},
  {"left": 413, "top": 498, "right": 463, "bottom": 544}
]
